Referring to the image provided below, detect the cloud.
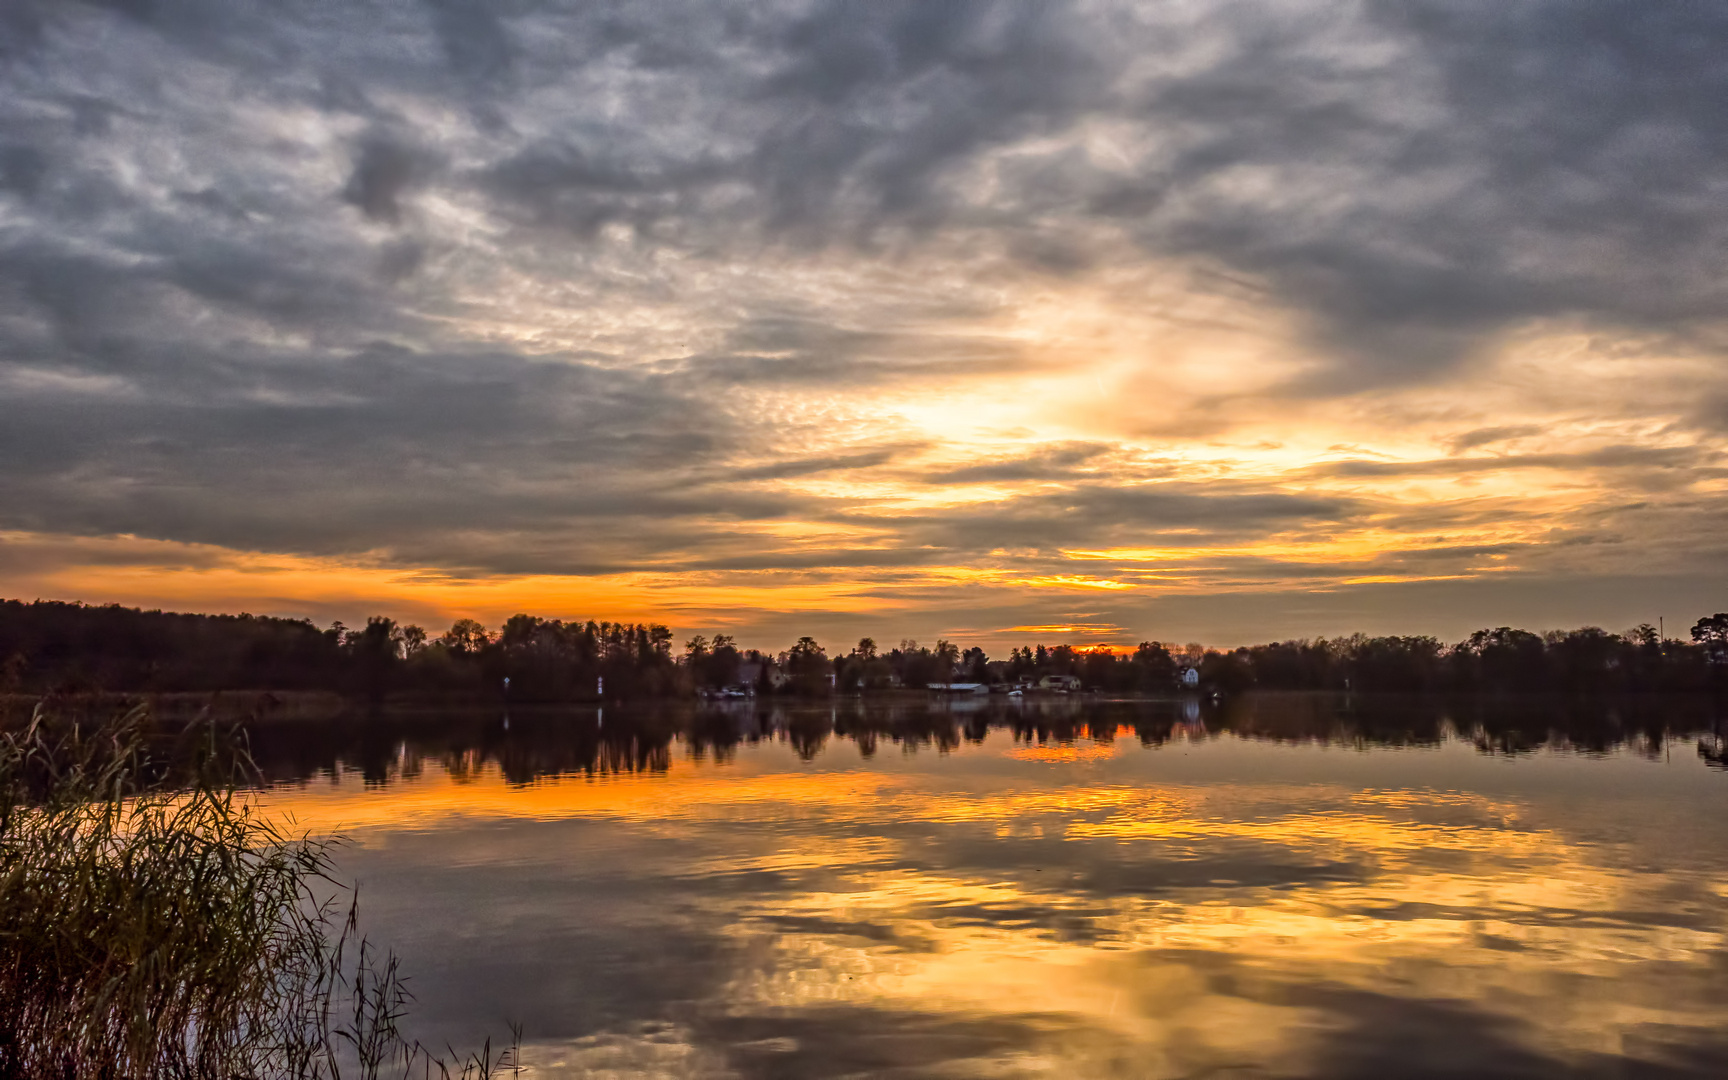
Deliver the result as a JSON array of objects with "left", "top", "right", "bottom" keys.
[
  {"left": 0, "top": 144, "right": 47, "bottom": 198},
  {"left": 342, "top": 135, "right": 434, "bottom": 225},
  {"left": 0, "top": 0, "right": 1725, "bottom": 638},
  {"left": 683, "top": 316, "right": 1046, "bottom": 387},
  {"left": 1445, "top": 425, "right": 1547, "bottom": 454},
  {"left": 0, "top": 339, "right": 749, "bottom": 571},
  {"left": 722, "top": 446, "right": 922, "bottom": 484},
  {"left": 1303, "top": 445, "right": 1707, "bottom": 479},
  {"left": 922, "top": 444, "right": 1113, "bottom": 485},
  {"left": 423, "top": 0, "right": 515, "bottom": 88},
  {"left": 13, "top": 2, "right": 1728, "bottom": 368},
  {"left": 878, "top": 483, "right": 1363, "bottom": 560}
]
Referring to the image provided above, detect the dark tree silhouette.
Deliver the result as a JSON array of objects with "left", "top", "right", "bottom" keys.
[{"left": 0, "top": 598, "right": 1718, "bottom": 703}]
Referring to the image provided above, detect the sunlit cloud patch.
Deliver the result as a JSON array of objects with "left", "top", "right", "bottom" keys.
[{"left": 1, "top": 1, "right": 1725, "bottom": 645}]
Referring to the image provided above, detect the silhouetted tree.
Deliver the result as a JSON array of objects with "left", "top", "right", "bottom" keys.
[
  {"left": 441, "top": 619, "right": 490, "bottom": 657},
  {"left": 2, "top": 598, "right": 1720, "bottom": 704},
  {"left": 783, "top": 636, "right": 831, "bottom": 696},
  {"left": 1692, "top": 614, "right": 1728, "bottom": 656},
  {"left": 1132, "top": 642, "right": 1176, "bottom": 690},
  {"left": 960, "top": 646, "right": 989, "bottom": 682}
]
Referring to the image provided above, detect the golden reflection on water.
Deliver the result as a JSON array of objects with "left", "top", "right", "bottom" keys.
[
  {"left": 263, "top": 767, "right": 912, "bottom": 832},
  {"left": 257, "top": 726, "right": 1728, "bottom": 1077}
]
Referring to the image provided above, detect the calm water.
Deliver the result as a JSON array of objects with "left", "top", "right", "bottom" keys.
[{"left": 253, "top": 695, "right": 1728, "bottom": 1078}]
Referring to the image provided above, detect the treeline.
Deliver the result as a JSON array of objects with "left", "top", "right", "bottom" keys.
[
  {"left": 0, "top": 601, "right": 678, "bottom": 702},
  {"left": 804, "top": 622, "right": 1728, "bottom": 694},
  {"left": 239, "top": 696, "right": 1728, "bottom": 790},
  {"left": 1196, "top": 623, "right": 1728, "bottom": 694},
  {"left": 1, "top": 599, "right": 1725, "bottom": 702}
]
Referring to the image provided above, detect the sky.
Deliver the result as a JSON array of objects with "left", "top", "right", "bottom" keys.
[{"left": 1, "top": 1, "right": 1726, "bottom": 651}]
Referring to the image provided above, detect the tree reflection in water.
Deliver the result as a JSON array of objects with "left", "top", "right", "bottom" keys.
[
  {"left": 240, "top": 692, "right": 1724, "bottom": 789},
  {"left": 245, "top": 694, "right": 1728, "bottom": 1079}
]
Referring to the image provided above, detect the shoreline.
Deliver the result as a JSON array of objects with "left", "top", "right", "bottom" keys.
[{"left": 6, "top": 686, "right": 1721, "bottom": 728}]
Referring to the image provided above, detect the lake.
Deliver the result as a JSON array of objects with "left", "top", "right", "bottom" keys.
[{"left": 252, "top": 694, "right": 1728, "bottom": 1078}]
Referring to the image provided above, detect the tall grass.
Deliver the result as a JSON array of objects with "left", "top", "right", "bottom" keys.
[{"left": 0, "top": 704, "right": 516, "bottom": 1079}]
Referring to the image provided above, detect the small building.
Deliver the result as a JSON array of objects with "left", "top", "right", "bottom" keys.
[
  {"left": 928, "top": 681, "right": 990, "bottom": 695},
  {"left": 1178, "top": 666, "right": 1200, "bottom": 688},
  {"left": 1037, "top": 674, "right": 1082, "bottom": 691},
  {"left": 737, "top": 661, "right": 789, "bottom": 690}
]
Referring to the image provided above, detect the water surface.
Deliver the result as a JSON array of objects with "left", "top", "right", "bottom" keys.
[{"left": 255, "top": 695, "right": 1728, "bottom": 1078}]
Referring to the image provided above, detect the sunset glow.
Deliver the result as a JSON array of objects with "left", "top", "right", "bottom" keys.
[
  {"left": 1, "top": 2, "right": 1724, "bottom": 647},
  {"left": 250, "top": 722, "right": 1728, "bottom": 1073},
  {"left": 10, "top": 8, "right": 1728, "bottom": 1078}
]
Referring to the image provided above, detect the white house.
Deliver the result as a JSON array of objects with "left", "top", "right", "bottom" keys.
[{"left": 928, "top": 682, "right": 990, "bottom": 694}]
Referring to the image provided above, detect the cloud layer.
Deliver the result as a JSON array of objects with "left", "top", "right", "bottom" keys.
[{"left": 1, "top": 1, "right": 1724, "bottom": 644}]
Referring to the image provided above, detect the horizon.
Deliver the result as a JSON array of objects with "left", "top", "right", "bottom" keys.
[
  {"left": 4, "top": 593, "right": 1719, "bottom": 659},
  {"left": 2, "top": 4, "right": 1726, "bottom": 650}
]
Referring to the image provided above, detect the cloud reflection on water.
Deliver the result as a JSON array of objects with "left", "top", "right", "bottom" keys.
[{"left": 255, "top": 698, "right": 1728, "bottom": 1077}]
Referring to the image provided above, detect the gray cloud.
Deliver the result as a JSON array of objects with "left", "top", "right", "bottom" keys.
[
  {"left": 0, "top": 144, "right": 47, "bottom": 198},
  {"left": 343, "top": 136, "right": 434, "bottom": 225},
  {"left": 875, "top": 483, "right": 1362, "bottom": 559},
  {"left": 722, "top": 447, "right": 921, "bottom": 485},
  {"left": 0, "top": 0, "right": 1724, "bottom": 610},
  {"left": 922, "top": 444, "right": 1114, "bottom": 486},
  {"left": 683, "top": 315, "right": 1045, "bottom": 387},
  {"left": 11, "top": 1, "right": 1727, "bottom": 358},
  {"left": 423, "top": 0, "right": 515, "bottom": 89},
  {"left": 1303, "top": 445, "right": 1708, "bottom": 479},
  {"left": 1445, "top": 425, "right": 1547, "bottom": 454},
  {"left": 0, "top": 340, "right": 751, "bottom": 573}
]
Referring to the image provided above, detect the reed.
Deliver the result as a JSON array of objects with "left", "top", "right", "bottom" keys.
[{"left": 0, "top": 704, "right": 516, "bottom": 1079}]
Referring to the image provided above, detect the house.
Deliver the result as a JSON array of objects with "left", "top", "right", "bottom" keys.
[
  {"left": 1037, "top": 674, "right": 1082, "bottom": 691},
  {"left": 1178, "top": 666, "right": 1200, "bottom": 688},
  {"left": 928, "top": 682, "right": 989, "bottom": 695},
  {"left": 736, "top": 661, "right": 789, "bottom": 690}
]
